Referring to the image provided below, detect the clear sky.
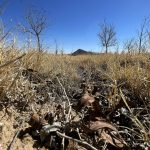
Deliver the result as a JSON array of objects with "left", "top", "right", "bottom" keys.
[{"left": 1, "top": 0, "right": 150, "bottom": 53}]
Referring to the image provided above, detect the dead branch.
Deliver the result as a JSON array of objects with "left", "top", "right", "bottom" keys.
[{"left": 56, "top": 131, "right": 98, "bottom": 150}]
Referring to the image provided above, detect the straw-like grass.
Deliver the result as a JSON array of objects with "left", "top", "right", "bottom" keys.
[{"left": 0, "top": 48, "right": 150, "bottom": 149}]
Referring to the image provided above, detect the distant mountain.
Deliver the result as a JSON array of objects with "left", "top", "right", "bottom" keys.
[{"left": 71, "top": 49, "right": 93, "bottom": 56}]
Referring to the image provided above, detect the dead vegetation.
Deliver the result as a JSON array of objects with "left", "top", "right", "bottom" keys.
[{"left": 0, "top": 50, "right": 150, "bottom": 150}]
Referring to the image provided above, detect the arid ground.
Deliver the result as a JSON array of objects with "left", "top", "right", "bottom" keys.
[{"left": 0, "top": 51, "right": 150, "bottom": 150}]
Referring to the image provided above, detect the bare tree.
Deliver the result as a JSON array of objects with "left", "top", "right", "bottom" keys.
[
  {"left": 98, "top": 20, "right": 117, "bottom": 53},
  {"left": 124, "top": 38, "right": 136, "bottom": 54},
  {"left": 137, "top": 18, "right": 149, "bottom": 53},
  {"left": 54, "top": 39, "right": 58, "bottom": 55},
  {"left": 20, "top": 9, "right": 47, "bottom": 52}
]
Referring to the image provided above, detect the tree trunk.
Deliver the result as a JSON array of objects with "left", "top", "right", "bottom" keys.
[
  {"left": 138, "top": 37, "right": 142, "bottom": 54},
  {"left": 105, "top": 46, "right": 108, "bottom": 53},
  {"left": 37, "top": 34, "right": 41, "bottom": 52}
]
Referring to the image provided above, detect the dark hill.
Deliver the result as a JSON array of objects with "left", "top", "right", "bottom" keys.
[{"left": 71, "top": 49, "right": 93, "bottom": 56}]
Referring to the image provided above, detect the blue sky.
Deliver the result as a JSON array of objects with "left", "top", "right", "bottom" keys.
[{"left": 1, "top": 0, "right": 150, "bottom": 53}]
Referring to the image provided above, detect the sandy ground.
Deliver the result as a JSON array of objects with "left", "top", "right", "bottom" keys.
[{"left": 0, "top": 111, "right": 46, "bottom": 150}]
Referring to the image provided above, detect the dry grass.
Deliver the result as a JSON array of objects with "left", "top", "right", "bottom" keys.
[{"left": 0, "top": 48, "right": 150, "bottom": 149}]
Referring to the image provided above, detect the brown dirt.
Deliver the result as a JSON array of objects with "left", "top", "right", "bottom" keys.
[{"left": 0, "top": 111, "right": 46, "bottom": 150}]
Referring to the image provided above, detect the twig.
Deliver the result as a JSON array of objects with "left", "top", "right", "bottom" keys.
[
  {"left": 61, "top": 102, "right": 66, "bottom": 150},
  {"left": 7, "top": 130, "right": 20, "bottom": 150},
  {"left": 61, "top": 134, "right": 65, "bottom": 150},
  {"left": 0, "top": 53, "right": 26, "bottom": 69},
  {"left": 56, "top": 77, "right": 72, "bottom": 123},
  {"left": 120, "top": 89, "right": 146, "bottom": 132},
  {"left": 56, "top": 131, "right": 98, "bottom": 150}
]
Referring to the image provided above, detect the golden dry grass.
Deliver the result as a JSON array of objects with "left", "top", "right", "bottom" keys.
[
  {"left": 1, "top": 49, "right": 150, "bottom": 96},
  {"left": 0, "top": 49, "right": 150, "bottom": 148}
]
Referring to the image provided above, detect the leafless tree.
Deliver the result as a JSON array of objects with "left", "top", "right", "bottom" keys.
[
  {"left": 124, "top": 38, "right": 136, "bottom": 54},
  {"left": 137, "top": 18, "right": 149, "bottom": 53},
  {"left": 98, "top": 20, "right": 117, "bottom": 53},
  {"left": 54, "top": 39, "right": 58, "bottom": 55},
  {"left": 20, "top": 9, "right": 47, "bottom": 52}
]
